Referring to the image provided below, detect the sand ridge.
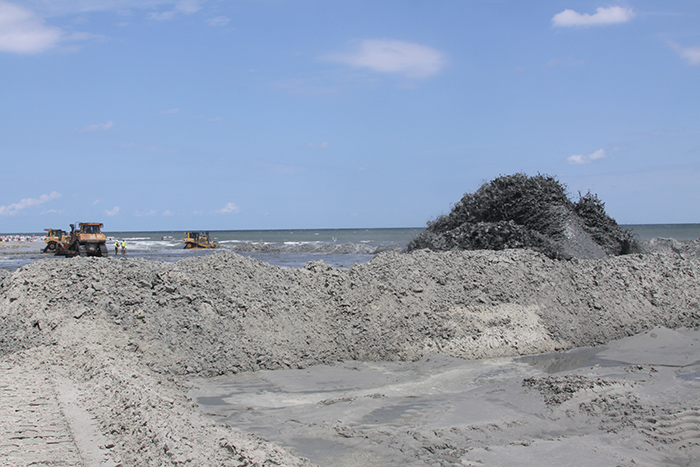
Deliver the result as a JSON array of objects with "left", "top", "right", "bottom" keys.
[{"left": 1, "top": 247, "right": 699, "bottom": 465}]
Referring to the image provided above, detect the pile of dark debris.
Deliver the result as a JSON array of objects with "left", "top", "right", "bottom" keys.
[{"left": 408, "top": 173, "right": 639, "bottom": 260}]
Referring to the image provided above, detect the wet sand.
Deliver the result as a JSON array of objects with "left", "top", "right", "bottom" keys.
[{"left": 190, "top": 327, "right": 700, "bottom": 466}]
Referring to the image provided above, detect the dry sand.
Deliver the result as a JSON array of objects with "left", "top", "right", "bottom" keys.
[{"left": 1, "top": 243, "right": 699, "bottom": 466}]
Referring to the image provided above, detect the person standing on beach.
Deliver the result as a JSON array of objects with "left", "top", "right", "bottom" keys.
[
  {"left": 121, "top": 240, "right": 127, "bottom": 255},
  {"left": 115, "top": 240, "right": 120, "bottom": 255}
]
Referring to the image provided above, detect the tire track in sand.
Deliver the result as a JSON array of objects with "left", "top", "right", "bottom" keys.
[{"left": 0, "top": 359, "right": 115, "bottom": 467}]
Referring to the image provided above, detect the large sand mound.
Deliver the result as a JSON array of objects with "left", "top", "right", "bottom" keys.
[
  {"left": 1, "top": 248, "right": 699, "bottom": 465},
  {"left": 3, "top": 249, "right": 699, "bottom": 373}
]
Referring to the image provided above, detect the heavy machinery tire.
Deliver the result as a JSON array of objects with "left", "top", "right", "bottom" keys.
[
  {"left": 78, "top": 245, "right": 88, "bottom": 256},
  {"left": 99, "top": 244, "right": 108, "bottom": 257}
]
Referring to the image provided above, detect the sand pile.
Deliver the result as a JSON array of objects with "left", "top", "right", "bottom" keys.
[
  {"left": 4, "top": 249, "right": 700, "bottom": 374},
  {"left": 407, "top": 173, "right": 638, "bottom": 259},
  {"left": 1, "top": 247, "right": 699, "bottom": 465}
]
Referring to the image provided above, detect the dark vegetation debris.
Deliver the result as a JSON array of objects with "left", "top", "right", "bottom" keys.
[{"left": 407, "top": 173, "right": 639, "bottom": 259}]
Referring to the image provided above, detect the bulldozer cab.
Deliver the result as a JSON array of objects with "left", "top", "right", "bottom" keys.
[
  {"left": 44, "top": 228, "right": 67, "bottom": 242},
  {"left": 183, "top": 231, "right": 216, "bottom": 249},
  {"left": 78, "top": 223, "right": 103, "bottom": 235},
  {"left": 55, "top": 222, "right": 108, "bottom": 257},
  {"left": 43, "top": 228, "right": 68, "bottom": 253}
]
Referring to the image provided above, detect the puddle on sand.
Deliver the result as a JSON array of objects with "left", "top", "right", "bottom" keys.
[{"left": 517, "top": 346, "right": 616, "bottom": 374}]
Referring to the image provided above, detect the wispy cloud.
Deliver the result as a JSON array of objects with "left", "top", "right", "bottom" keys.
[
  {"left": 665, "top": 39, "right": 700, "bottom": 66},
  {"left": 207, "top": 15, "right": 229, "bottom": 27},
  {"left": 176, "top": 0, "right": 200, "bottom": 14},
  {"left": 161, "top": 108, "right": 181, "bottom": 114},
  {"left": 105, "top": 206, "right": 120, "bottom": 216},
  {"left": 0, "top": 191, "right": 61, "bottom": 215},
  {"left": 149, "top": 10, "right": 175, "bottom": 21},
  {"left": 552, "top": 6, "right": 635, "bottom": 28},
  {"left": 81, "top": 120, "right": 114, "bottom": 131},
  {"left": 149, "top": 0, "right": 201, "bottom": 21},
  {"left": 567, "top": 149, "right": 606, "bottom": 165},
  {"left": 213, "top": 202, "right": 239, "bottom": 214},
  {"left": 0, "top": 0, "right": 62, "bottom": 53},
  {"left": 325, "top": 39, "right": 446, "bottom": 79}
]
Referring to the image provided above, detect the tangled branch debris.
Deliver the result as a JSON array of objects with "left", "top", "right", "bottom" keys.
[{"left": 408, "top": 173, "right": 638, "bottom": 259}]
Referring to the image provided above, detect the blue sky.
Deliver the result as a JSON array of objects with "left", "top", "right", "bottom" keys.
[{"left": 1, "top": 0, "right": 698, "bottom": 232}]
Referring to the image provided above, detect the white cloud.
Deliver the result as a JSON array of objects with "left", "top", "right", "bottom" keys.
[
  {"left": 567, "top": 149, "right": 606, "bottom": 165},
  {"left": 149, "top": 10, "right": 175, "bottom": 20},
  {"left": 81, "top": 120, "right": 114, "bottom": 131},
  {"left": 105, "top": 206, "right": 120, "bottom": 216},
  {"left": 552, "top": 6, "right": 635, "bottom": 28},
  {"left": 207, "top": 15, "right": 229, "bottom": 27},
  {"left": 214, "top": 202, "right": 239, "bottom": 214},
  {"left": 0, "top": 191, "right": 61, "bottom": 215},
  {"left": 666, "top": 39, "right": 700, "bottom": 66},
  {"left": 162, "top": 210, "right": 174, "bottom": 216},
  {"left": 0, "top": 1, "right": 62, "bottom": 53},
  {"left": 175, "top": 0, "right": 200, "bottom": 15},
  {"left": 680, "top": 46, "right": 700, "bottom": 65},
  {"left": 149, "top": 0, "right": 200, "bottom": 21},
  {"left": 161, "top": 108, "right": 180, "bottom": 114},
  {"left": 325, "top": 39, "right": 446, "bottom": 79}
]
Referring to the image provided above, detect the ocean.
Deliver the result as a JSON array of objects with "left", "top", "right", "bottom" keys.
[{"left": 1, "top": 225, "right": 699, "bottom": 272}]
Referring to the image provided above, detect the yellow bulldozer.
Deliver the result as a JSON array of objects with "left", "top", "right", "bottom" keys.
[
  {"left": 42, "top": 228, "right": 68, "bottom": 253},
  {"left": 183, "top": 231, "right": 217, "bottom": 249},
  {"left": 55, "top": 222, "right": 109, "bottom": 257}
]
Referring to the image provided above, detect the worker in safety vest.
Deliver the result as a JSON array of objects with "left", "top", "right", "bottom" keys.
[
  {"left": 121, "top": 240, "right": 127, "bottom": 255},
  {"left": 114, "top": 240, "right": 120, "bottom": 254}
]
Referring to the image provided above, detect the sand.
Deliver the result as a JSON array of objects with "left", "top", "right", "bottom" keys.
[
  {"left": 191, "top": 327, "right": 700, "bottom": 466},
  {"left": 1, "top": 244, "right": 699, "bottom": 466}
]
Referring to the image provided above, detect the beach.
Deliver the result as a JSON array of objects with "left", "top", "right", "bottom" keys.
[{"left": 1, "top": 235, "right": 699, "bottom": 466}]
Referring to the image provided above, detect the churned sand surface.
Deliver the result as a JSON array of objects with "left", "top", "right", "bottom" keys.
[
  {"left": 1, "top": 245, "right": 699, "bottom": 465},
  {"left": 191, "top": 327, "right": 700, "bottom": 466}
]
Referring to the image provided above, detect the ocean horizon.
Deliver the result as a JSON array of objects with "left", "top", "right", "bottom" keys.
[{"left": 4, "top": 223, "right": 700, "bottom": 240}]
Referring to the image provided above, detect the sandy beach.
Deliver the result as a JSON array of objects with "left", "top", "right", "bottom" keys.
[{"left": 1, "top": 244, "right": 699, "bottom": 465}]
